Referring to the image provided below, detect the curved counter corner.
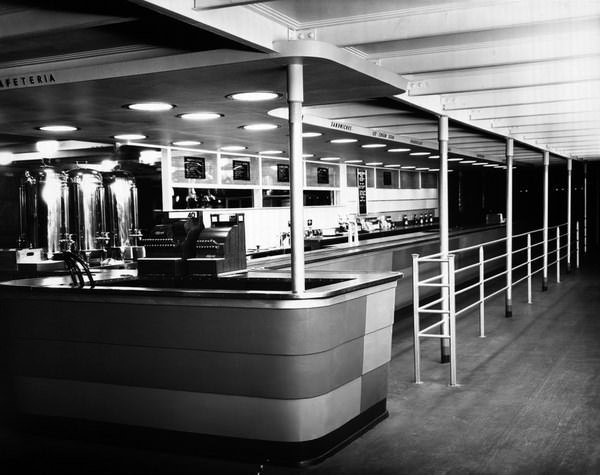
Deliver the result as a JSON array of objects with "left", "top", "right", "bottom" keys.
[{"left": 0, "top": 269, "right": 400, "bottom": 465}]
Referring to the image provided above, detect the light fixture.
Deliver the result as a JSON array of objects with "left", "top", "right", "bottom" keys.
[
  {"left": 384, "top": 164, "right": 401, "bottom": 167},
  {"left": 302, "top": 153, "right": 314, "bottom": 158},
  {"left": 483, "top": 164, "right": 496, "bottom": 167},
  {"left": 220, "top": 145, "right": 247, "bottom": 151},
  {"left": 320, "top": 157, "right": 340, "bottom": 161},
  {"left": 227, "top": 91, "right": 281, "bottom": 101},
  {"left": 139, "top": 150, "right": 162, "bottom": 165},
  {"left": 302, "top": 132, "right": 322, "bottom": 138},
  {"left": 448, "top": 158, "right": 463, "bottom": 162},
  {"left": 260, "top": 150, "right": 284, "bottom": 155},
  {"left": 401, "top": 165, "right": 416, "bottom": 169},
  {"left": 345, "top": 159, "right": 363, "bottom": 163},
  {"left": 416, "top": 167, "right": 429, "bottom": 171},
  {"left": 409, "top": 152, "right": 430, "bottom": 156},
  {"left": 37, "top": 125, "right": 78, "bottom": 132},
  {"left": 0, "top": 152, "right": 14, "bottom": 165},
  {"left": 126, "top": 102, "right": 175, "bottom": 111},
  {"left": 361, "top": 143, "right": 386, "bottom": 149},
  {"left": 113, "top": 134, "right": 146, "bottom": 141},
  {"left": 430, "top": 168, "right": 440, "bottom": 172},
  {"left": 472, "top": 162, "right": 487, "bottom": 166},
  {"left": 429, "top": 155, "right": 440, "bottom": 159},
  {"left": 36, "top": 140, "right": 60, "bottom": 154},
  {"left": 177, "top": 112, "right": 223, "bottom": 120},
  {"left": 242, "top": 123, "right": 279, "bottom": 131},
  {"left": 388, "top": 148, "right": 411, "bottom": 152},
  {"left": 172, "top": 140, "right": 202, "bottom": 147},
  {"left": 330, "top": 138, "right": 358, "bottom": 144},
  {"left": 459, "top": 160, "right": 476, "bottom": 164},
  {"left": 366, "top": 161, "right": 383, "bottom": 166}
]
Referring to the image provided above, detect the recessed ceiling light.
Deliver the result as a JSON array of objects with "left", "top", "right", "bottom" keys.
[
  {"left": 36, "top": 140, "right": 60, "bottom": 154},
  {"left": 320, "top": 157, "right": 340, "bottom": 161},
  {"left": 0, "top": 152, "right": 14, "bottom": 165},
  {"left": 126, "top": 102, "right": 175, "bottom": 111},
  {"left": 483, "top": 164, "right": 496, "bottom": 167},
  {"left": 388, "top": 148, "right": 411, "bottom": 152},
  {"left": 113, "top": 134, "right": 146, "bottom": 141},
  {"left": 416, "top": 167, "right": 429, "bottom": 171},
  {"left": 242, "top": 123, "right": 279, "bottom": 131},
  {"left": 409, "top": 152, "right": 430, "bottom": 156},
  {"left": 430, "top": 168, "right": 440, "bottom": 172},
  {"left": 448, "top": 158, "right": 463, "bottom": 162},
  {"left": 459, "top": 160, "right": 476, "bottom": 164},
  {"left": 177, "top": 112, "right": 223, "bottom": 120},
  {"left": 302, "top": 132, "right": 322, "bottom": 138},
  {"left": 172, "top": 140, "right": 202, "bottom": 146},
  {"left": 429, "top": 155, "right": 440, "bottom": 159},
  {"left": 302, "top": 153, "right": 314, "bottom": 158},
  {"left": 220, "top": 145, "right": 247, "bottom": 151},
  {"left": 227, "top": 91, "right": 281, "bottom": 101},
  {"left": 37, "top": 125, "right": 78, "bottom": 132},
  {"left": 331, "top": 138, "right": 358, "bottom": 144},
  {"left": 472, "top": 162, "right": 486, "bottom": 166},
  {"left": 366, "top": 161, "right": 383, "bottom": 166},
  {"left": 345, "top": 159, "right": 363, "bottom": 163},
  {"left": 401, "top": 165, "right": 416, "bottom": 169},
  {"left": 361, "top": 143, "right": 386, "bottom": 149},
  {"left": 260, "top": 150, "right": 284, "bottom": 155},
  {"left": 384, "top": 164, "right": 401, "bottom": 167}
]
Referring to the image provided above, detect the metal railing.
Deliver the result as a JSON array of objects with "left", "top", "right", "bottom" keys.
[{"left": 412, "top": 221, "right": 579, "bottom": 386}]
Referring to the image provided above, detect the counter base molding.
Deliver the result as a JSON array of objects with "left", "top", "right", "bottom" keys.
[{"left": 2, "top": 270, "right": 398, "bottom": 465}]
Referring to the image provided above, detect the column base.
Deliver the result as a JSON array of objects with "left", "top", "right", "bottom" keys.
[
  {"left": 441, "top": 354, "right": 450, "bottom": 364},
  {"left": 542, "top": 277, "right": 548, "bottom": 291},
  {"left": 505, "top": 302, "right": 513, "bottom": 318}
]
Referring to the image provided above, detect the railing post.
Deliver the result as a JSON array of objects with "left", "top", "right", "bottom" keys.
[
  {"left": 527, "top": 233, "right": 532, "bottom": 304},
  {"left": 412, "top": 254, "right": 422, "bottom": 384},
  {"left": 542, "top": 151, "right": 549, "bottom": 291},
  {"left": 505, "top": 138, "right": 514, "bottom": 317},
  {"left": 576, "top": 221, "right": 580, "bottom": 269},
  {"left": 448, "top": 254, "right": 457, "bottom": 387},
  {"left": 567, "top": 158, "right": 572, "bottom": 273},
  {"left": 556, "top": 226, "right": 561, "bottom": 283},
  {"left": 478, "top": 245, "right": 485, "bottom": 338}
]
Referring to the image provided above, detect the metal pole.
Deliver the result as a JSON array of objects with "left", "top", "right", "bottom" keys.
[
  {"left": 542, "top": 151, "right": 549, "bottom": 291},
  {"left": 576, "top": 221, "right": 580, "bottom": 269},
  {"left": 287, "top": 62, "right": 305, "bottom": 294},
  {"left": 439, "top": 115, "right": 450, "bottom": 364},
  {"left": 478, "top": 245, "right": 485, "bottom": 338},
  {"left": 567, "top": 158, "right": 572, "bottom": 273},
  {"left": 412, "top": 254, "right": 422, "bottom": 384},
  {"left": 584, "top": 162, "right": 588, "bottom": 254},
  {"left": 527, "top": 233, "right": 532, "bottom": 304},
  {"left": 448, "top": 254, "right": 457, "bottom": 387},
  {"left": 556, "top": 226, "right": 560, "bottom": 283},
  {"left": 505, "top": 138, "right": 514, "bottom": 317}
]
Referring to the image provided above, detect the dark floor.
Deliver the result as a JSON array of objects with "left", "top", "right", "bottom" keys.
[{"left": 1, "top": 252, "right": 599, "bottom": 475}]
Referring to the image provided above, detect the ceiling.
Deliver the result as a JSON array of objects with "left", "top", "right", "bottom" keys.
[{"left": 0, "top": 0, "right": 598, "bottom": 172}]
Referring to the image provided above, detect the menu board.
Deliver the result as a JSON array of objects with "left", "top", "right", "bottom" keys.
[
  {"left": 232, "top": 160, "right": 250, "bottom": 181},
  {"left": 184, "top": 156, "right": 206, "bottom": 179},
  {"left": 317, "top": 167, "right": 329, "bottom": 184},
  {"left": 357, "top": 168, "right": 367, "bottom": 215},
  {"left": 277, "top": 164, "right": 289, "bottom": 183}
]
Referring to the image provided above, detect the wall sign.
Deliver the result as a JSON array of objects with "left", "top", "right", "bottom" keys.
[
  {"left": 357, "top": 168, "right": 367, "bottom": 215},
  {"left": 184, "top": 156, "right": 206, "bottom": 179},
  {"left": 233, "top": 160, "right": 250, "bottom": 181},
  {"left": 317, "top": 167, "right": 329, "bottom": 184},
  {"left": 277, "top": 164, "right": 289, "bottom": 183}
]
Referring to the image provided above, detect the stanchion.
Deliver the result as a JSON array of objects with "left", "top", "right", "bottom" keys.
[
  {"left": 527, "top": 233, "right": 532, "bottom": 304},
  {"left": 412, "top": 254, "right": 422, "bottom": 384},
  {"left": 556, "top": 226, "right": 560, "bottom": 283},
  {"left": 478, "top": 245, "right": 485, "bottom": 338}
]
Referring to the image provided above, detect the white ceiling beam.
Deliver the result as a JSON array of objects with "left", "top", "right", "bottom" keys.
[
  {"left": 441, "top": 81, "right": 600, "bottom": 110},
  {"left": 469, "top": 99, "right": 600, "bottom": 121},
  {"left": 509, "top": 121, "right": 600, "bottom": 135},
  {"left": 520, "top": 130, "right": 600, "bottom": 140},
  {"left": 377, "top": 29, "right": 600, "bottom": 75},
  {"left": 490, "top": 111, "right": 600, "bottom": 129},
  {"left": 297, "top": 0, "right": 600, "bottom": 47}
]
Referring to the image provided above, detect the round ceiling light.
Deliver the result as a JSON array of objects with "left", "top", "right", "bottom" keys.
[
  {"left": 37, "top": 125, "right": 78, "bottom": 132},
  {"left": 0, "top": 152, "right": 14, "bottom": 165},
  {"left": 242, "top": 123, "right": 279, "bottom": 131},
  {"left": 345, "top": 159, "right": 363, "bottom": 163},
  {"left": 177, "top": 112, "right": 223, "bottom": 120},
  {"left": 401, "top": 165, "right": 416, "bottom": 169},
  {"left": 260, "top": 150, "right": 284, "bottom": 155},
  {"left": 302, "top": 153, "right": 314, "bottom": 158},
  {"left": 429, "top": 155, "right": 440, "bottom": 159},
  {"left": 220, "top": 145, "right": 247, "bottom": 151},
  {"left": 227, "top": 91, "right": 281, "bottom": 101},
  {"left": 36, "top": 140, "right": 60, "bottom": 154},
  {"left": 366, "top": 161, "right": 383, "bottom": 166},
  {"left": 459, "top": 160, "right": 476, "bottom": 164},
  {"left": 113, "top": 134, "right": 147, "bottom": 141},
  {"left": 388, "top": 148, "right": 411, "bottom": 152},
  {"left": 361, "top": 143, "right": 386, "bottom": 149},
  {"left": 416, "top": 167, "right": 429, "bottom": 171},
  {"left": 330, "top": 138, "right": 358, "bottom": 144},
  {"left": 384, "top": 164, "right": 401, "bottom": 167},
  {"left": 126, "top": 102, "right": 175, "bottom": 111},
  {"left": 320, "top": 157, "right": 340, "bottom": 161},
  {"left": 302, "top": 132, "right": 322, "bottom": 138},
  {"left": 409, "top": 152, "right": 431, "bottom": 156},
  {"left": 172, "top": 140, "right": 202, "bottom": 147}
]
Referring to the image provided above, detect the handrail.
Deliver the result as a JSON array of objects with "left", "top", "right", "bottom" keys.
[{"left": 412, "top": 221, "right": 577, "bottom": 386}]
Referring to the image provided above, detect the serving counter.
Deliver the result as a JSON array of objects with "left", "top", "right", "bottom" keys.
[{"left": 1, "top": 268, "right": 399, "bottom": 465}]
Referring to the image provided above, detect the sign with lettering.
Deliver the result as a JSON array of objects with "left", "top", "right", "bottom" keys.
[
  {"left": 0, "top": 73, "right": 57, "bottom": 90},
  {"left": 357, "top": 168, "right": 367, "bottom": 215},
  {"left": 277, "top": 164, "right": 289, "bottom": 183},
  {"left": 184, "top": 156, "right": 206, "bottom": 179},
  {"left": 233, "top": 160, "right": 250, "bottom": 181}
]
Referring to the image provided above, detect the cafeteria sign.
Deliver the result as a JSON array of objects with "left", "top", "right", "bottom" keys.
[
  {"left": 357, "top": 168, "right": 367, "bottom": 215},
  {"left": 0, "top": 73, "right": 57, "bottom": 89}
]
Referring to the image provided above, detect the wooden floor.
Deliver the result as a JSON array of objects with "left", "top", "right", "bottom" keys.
[{"left": 1, "top": 251, "right": 599, "bottom": 474}]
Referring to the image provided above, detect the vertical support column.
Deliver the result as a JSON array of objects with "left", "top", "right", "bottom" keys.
[
  {"left": 567, "top": 158, "right": 572, "bottom": 272},
  {"left": 584, "top": 162, "right": 588, "bottom": 254},
  {"left": 505, "top": 138, "right": 514, "bottom": 317},
  {"left": 412, "top": 254, "right": 422, "bottom": 384},
  {"left": 448, "top": 254, "right": 457, "bottom": 387},
  {"left": 478, "top": 245, "right": 485, "bottom": 337},
  {"left": 438, "top": 115, "right": 450, "bottom": 364},
  {"left": 542, "top": 151, "right": 549, "bottom": 291},
  {"left": 287, "top": 62, "right": 305, "bottom": 294}
]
